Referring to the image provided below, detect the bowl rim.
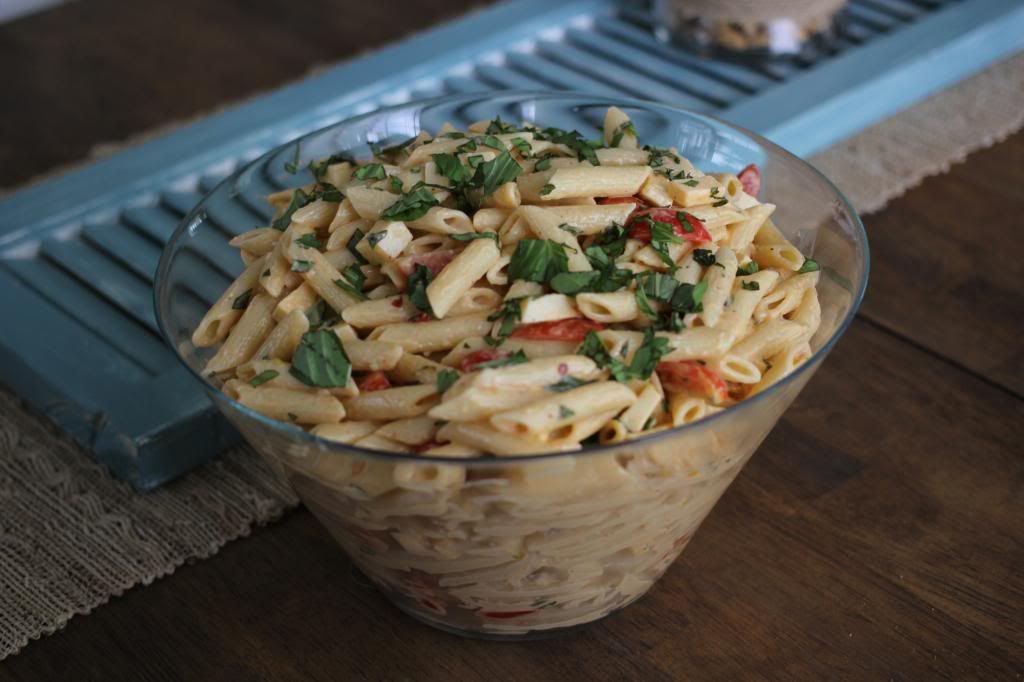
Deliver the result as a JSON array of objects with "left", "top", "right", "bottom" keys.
[{"left": 154, "top": 90, "right": 870, "bottom": 465}]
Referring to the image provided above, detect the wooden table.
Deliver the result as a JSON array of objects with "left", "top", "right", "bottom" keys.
[{"left": 2, "top": 2, "right": 1022, "bottom": 680}]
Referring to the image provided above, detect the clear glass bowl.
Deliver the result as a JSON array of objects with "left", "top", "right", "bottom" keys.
[{"left": 154, "top": 92, "right": 869, "bottom": 639}]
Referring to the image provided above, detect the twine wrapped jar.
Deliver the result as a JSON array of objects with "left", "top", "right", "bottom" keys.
[{"left": 655, "top": 0, "right": 849, "bottom": 59}]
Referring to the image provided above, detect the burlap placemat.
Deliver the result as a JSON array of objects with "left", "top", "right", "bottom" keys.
[{"left": 1, "top": 51, "right": 1021, "bottom": 661}]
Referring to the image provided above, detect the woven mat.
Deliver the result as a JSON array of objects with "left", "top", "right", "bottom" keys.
[{"left": 1, "top": 51, "right": 1022, "bottom": 661}]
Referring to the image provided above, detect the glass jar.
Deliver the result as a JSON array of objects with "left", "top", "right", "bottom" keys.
[{"left": 655, "top": 0, "right": 849, "bottom": 59}]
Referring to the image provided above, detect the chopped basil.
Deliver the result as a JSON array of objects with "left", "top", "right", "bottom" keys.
[
  {"left": 487, "top": 298, "right": 522, "bottom": 338},
  {"left": 334, "top": 265, "right": 367, "bottom": 300},
  {"left": 290, "top": 330, "right": 351, "bottom": 388},
  {"left": 635, "top": 283, "right": 658, "bottom": 320},
  {"left": 283, "top": 144, "right": 301, "bottom": 174},
  {"left": 456, "top": 138, "right": 478, "bottom": 153},
  {"left": 295, "top": 233, "right": 322, "bottom": 250},
  {"left": 741, "top": 280, "right": 761, "bottom": 291},
  {"left": 287, "top": 412, "right": 298, "bottom": 422},
  {"left": 547, "top": 376, "right": 593, "bottom": 393},
  {"left": 647, "top": 218, "right": 682, "bottom": 269},
  {"left": 407, "top": 264, "right": 434, "bottom": 317},
  {"left": 737, "top": 261, "right": 760, "bottom": 276},
  {"left": 676, "top": 212, "right": 695, "bottom": 233},
  {"left": 232, "top": 289, "right": 252, "bottom": 310},
  {"left": 440, "top": 131, "right": 466, "bottom": 139},
  {"left": 539, "top": 183, "right": 555, "bottom": 196},
  {"left": 590, "top": 223, "right": 629, "bottom": 261},
  {"left": 305, "top": 300, "right": 340, "bottom": 331},
  {"left": 272, "top": 189, "right": 310, "bottom": 231},
  {"left": 249, "top": 370, "right": 279, "bottom": 387},
  {"left": 534, "top": 128, "right": 600, "bottom": 165},
  {"left": 389, "top": 176, "right": 404, "bottom": 193},
  {"left": 346, "top": 228, "right": 368, "bottom": 265},
  {"left": 315, "top": 183, "right": 345, "bottom": 203},
  {"left": 669, "top": 280, "right": 708, "bottom": 314},
  {"left": 381, "top": 186, "right": 439, "bottom": 222},
  {"left": 483, "top": 335, "right": 504, "bottom": 348},
  {"left": 354, "top": 164, "right": 387, "bottom": 181},
  {"left": 478, "top": 134, "right": 505, "bottom": 151},
  {"left": 308, "top": 153, "right": 354, "bottom": 181},
  {"left": 485, "top": 116, "right": 517, "bottom": 135},
  {"left": 637, "top": 272, "right": 678, "bottom": 302},
  {"left": 682, "top": 179, "right": 699, "bottom": 187},
  {"left": 558, "top": 223, "right": 580, "bottom": 235},
  {"left": 467, "top": 155, "right": 484, "bottom": 169},
  {"left": 550, "top": 271, "right": 599, "bottom": 295},
  {"left": 644, "top": 145, "right": 681, "bottom": 169},
  {"left": 534, "top": 157, "right": 553, "bottom": 172},
  {"left": 643, "top": 416, "right": 657, "bottom": 430},
  {"left": 436, "top": 369, "right": 459, "bottom": 394},
  {"left": 609, "top": 120, "right": 636, "bottom": 148},
  {"left": 578, "top": 328, "right": 668, "bottom": 382},
  {"left": 510, "top": 137, "right": 532, "bottom": 157},
  {"left": 558, "top": 405, "right": 575, "bottom": 419},
  {"left": 712, "top": 198, "right": 729, "bottom": 207},
  {"left": 797, "top": 258, "right": 820, "bottom": 274},
  {"left": 366, "top": 231, "right": 387, "bottom": 248},
  {"left": 693, "top": 249, "right": 716, "bottom": 267},
  {"left": 373, "top": 135, "right": 419, "bottom": 163},
  {"left": 432, "top": 153, "right": 469, "bottom": 186},
  {"left": 474, "top": 349, "right": 528, "bottom": 370},
  {"left": 451, "top": 231, "right": 500, "bottom": 245},
  {"left": 655, "top": 311, "right": 685, "bottom": 332},
  {"left": 475, "top": 150, "right": 523, "bottom": 197},
  {"left": 507, "top": 239, "right": 570, "bottom": 284},
  {"left": 291, "top": 260, "right": 312, "bottom": 273}
]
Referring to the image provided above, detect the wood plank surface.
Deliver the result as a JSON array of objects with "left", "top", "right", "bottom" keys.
[
  {"left": 2, "top": 316, "right": 1021, "bottom": 681},
  {"left": 0, "top": 0, "right": 496, "bottom": 189},
  {"left": 856, "top": 135, "right": 1024, "bottom": 396},
  {"left": 0, "top": 0, "right": 1021, "bottom": 679}
]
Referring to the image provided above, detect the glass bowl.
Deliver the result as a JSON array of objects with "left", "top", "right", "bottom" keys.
[{"left": 154, "top": 91, "right": 869, "bottom": 639}]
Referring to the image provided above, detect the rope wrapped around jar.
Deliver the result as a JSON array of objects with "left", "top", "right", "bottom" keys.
[{"left": 656, "top": 0, "right": 849, "bottom": 56}]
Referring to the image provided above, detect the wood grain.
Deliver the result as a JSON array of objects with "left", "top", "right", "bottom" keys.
[
  {"left": 0, "top": 0, "right": 495, "bottom": 189},
  {"left": 2, "top": 316, "right": 1021, "bottom": 682},
  {"left": 857, "top": 132, "right": 1024, "bottom": 396}
]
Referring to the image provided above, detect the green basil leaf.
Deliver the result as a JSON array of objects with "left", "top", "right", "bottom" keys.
[
  {"left": 451, "top": 232, "right": 500, "bottom": 245},
  {"left": 547, "top": 376, "right": 593, "bottom": 392},
  {"left": 353, "top": 164, "right": 387, "bottom": 181},
  {"left": 432, "top": 153, "right": 469, "bottom": 186},
  {"left": 507, "top": 239, "right": 570, "bottom": 284},
  {"left": 436, "top": 369, "right": 460, "bottom": 394},
  {"left": 232, "top": 289, "right": 252, "bottom": 310},
  {"left": 407, "top": 264, "right": 435, "bottom": 316},
  {"left": 381, "top": 186, "right": 439, "bottom": 222},
  {"left": 692, "top": 249, "right": 716, "bottom": 267},
  {"left": 550, "top": 271, "right": 600, "bottom": 295},
  {"left": 737, "top": 261, "right": 760, "bottom": 276},
  {"left": 249, "top": 370, "right": 279, "bottom": 387},
  {"left": 474, "top": 150, "right": 523, "bottom": 197},
  {"left": 290, "top": 330, "right": 351, "bottom": 388},
  {"left": 346, "top": 228, "right": 368, "bottom": 265},
  {"left": 741, "top": 280, "right": 761, "bottom": 291},
  {"left": 295, "top": 233, "right": 322, "bottom": 250},
  {"left": 609, "top": 120, "right": 636, "bottom": 148},
  {"left": 474, "top": 349, "right": 528, "bottom": 370},
  {"left": 272, "top": 189, "right": 310, "bottom": 231},
  {"left": 669, "top": 280, "right": 708, "bottom": 314},
  {"left": 797, "top": 258, "right": 820, "bottom": 274}
]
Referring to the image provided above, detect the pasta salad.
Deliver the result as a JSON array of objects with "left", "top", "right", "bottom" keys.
[{"left": 193, "top": 106, "right": 822, "bottom": 457}]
